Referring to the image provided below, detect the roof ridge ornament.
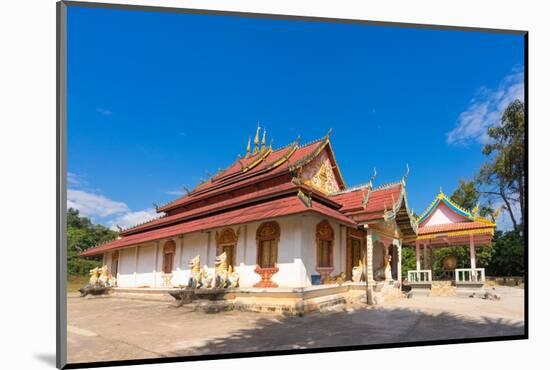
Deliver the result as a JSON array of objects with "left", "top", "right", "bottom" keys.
[
  {"left": 261, "top": 129, "right": 267, "bottom": 152},
  {"left": 369, "top": 167, "right": 377, "bottom": 187},
  {"left": 253, "top": 123, "right": 261, "bottom": 154},
  {"left": 245, "top": 136, "right": 251, "bottom": 158},
  {"left": 402, "top": 163, "right": 410, "bottom": 185}
]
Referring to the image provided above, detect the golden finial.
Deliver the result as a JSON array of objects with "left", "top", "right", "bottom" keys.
[
  {"left": 245, "top": 136, "right": 251, "bottom": 158},
  {"left": 472, "top": 202, "right": 480, "bottom": 216},
  {"left": 253, "top": 123, "right": 260, "bottom": 154},
  {"left": 261, "top": 129, "right": 266, "bottom": 152}
]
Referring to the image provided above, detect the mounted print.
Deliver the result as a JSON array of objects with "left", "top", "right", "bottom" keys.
[{"left": 57, "top": 1, "right": 527, "bottom": 368}]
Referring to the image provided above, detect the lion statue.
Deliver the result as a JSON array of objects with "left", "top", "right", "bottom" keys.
[
  {"left": 187, "top": 255, "right": 203, "bottom": 288},
  {"left": 89, "top": 267, "right": 100, "bottom": 286},
  {"left": 227, "top": 265, "right": 240, "bottom": 288},
  {"left": 352, "top": 260, "right": 365, "bottom": 282}
]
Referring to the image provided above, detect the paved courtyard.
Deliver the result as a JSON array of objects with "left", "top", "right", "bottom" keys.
[{"left": 67, "top": 286, "right": 524, "bottom": 364}]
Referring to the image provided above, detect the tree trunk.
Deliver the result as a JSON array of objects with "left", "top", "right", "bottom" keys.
[{"left": 500, "top": 186, "right": 518, "bottom": 231}]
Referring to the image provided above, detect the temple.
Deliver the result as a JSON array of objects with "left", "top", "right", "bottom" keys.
[{"left": 79, "top": 128, "right": 496, "bottom": 310}]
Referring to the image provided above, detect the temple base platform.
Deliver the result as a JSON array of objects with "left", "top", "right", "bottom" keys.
[{"left": 110, "top": 281, "right": 404, "bottom": 315}]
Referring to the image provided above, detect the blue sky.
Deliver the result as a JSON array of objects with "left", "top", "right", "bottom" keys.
[{"left": 66, "top": 6, "right": 524, "bottom": 230}]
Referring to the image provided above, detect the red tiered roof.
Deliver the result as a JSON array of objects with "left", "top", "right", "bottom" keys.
[
  {"left": 80, "top": 194, "right": 356, "bottom": 256},
  {"left": 79, "top": 130, "right": 420, "bottom": 257}
]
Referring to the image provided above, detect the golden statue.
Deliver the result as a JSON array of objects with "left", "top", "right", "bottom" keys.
[{"left": 88, "top": 267, "right": 100, "bottom": 286}]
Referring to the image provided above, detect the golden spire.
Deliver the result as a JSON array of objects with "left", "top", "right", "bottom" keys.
[
  {"left": 253, "top": 123, "right": 260, "bottom": 154},
  {"left": 245, "top": 136, "right": 251, "bottom": 158},
  {"left": 260, "top": 129, "right": 266, "bottom": 152}
]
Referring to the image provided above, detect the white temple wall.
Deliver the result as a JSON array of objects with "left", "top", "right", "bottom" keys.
[
  {"left": 171, "top": 233, "right": 208, "bottom": 287},
  {"left": 113, "top": 214, "right": 350, "bottom": 289},
  {"left": 135, "top": 243, "right": 156, "bottom": 287},
  {"left": 117, "top": 247, "right": 137, "bottom": 287}
]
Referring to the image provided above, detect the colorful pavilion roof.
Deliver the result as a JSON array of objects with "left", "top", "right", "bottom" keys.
[{"left": 406, "top": 190, "right": 497, "bottom": 246}]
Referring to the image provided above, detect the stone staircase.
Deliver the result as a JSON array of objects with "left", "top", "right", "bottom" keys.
[{"left": 429, "top": 281, "right": 456, "bottom": 297}]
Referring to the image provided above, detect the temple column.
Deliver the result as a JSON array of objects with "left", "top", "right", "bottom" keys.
[
  {"left": 469, "top": 233, "right": 476, "bottom": 269},
  {"left": 178, "top": 236, "right": 184, "bottom": 270},
  {"left": 415, "top": 240, "right": 421, "bottom": 271},
  {"left": 153, "top": 241, "right": 159, "bottom": 287}
]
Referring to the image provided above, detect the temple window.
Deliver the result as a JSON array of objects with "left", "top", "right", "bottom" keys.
[
  {"left": 216, "top": 228, "right": 238, "bottom": 269},
  {"left": 162, "top": 240, "right": 176, "bottom": 274},
  {"left": 316, "top": 220, "right": 334, "bottom": 268},
  {"left": 256, "top": 221, "right": 280, "bottom": 268}
]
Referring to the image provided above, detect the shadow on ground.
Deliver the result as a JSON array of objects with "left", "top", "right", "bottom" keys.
[{"left": 165, "top": 306, "right": 524, "bottom": 357}]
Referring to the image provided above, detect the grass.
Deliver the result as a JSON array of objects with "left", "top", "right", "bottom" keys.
[{"left": 67, "top": 274, "right": 89, "bottom": 293}]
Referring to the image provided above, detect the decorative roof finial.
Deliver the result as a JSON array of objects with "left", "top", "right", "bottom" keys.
[
  {"left": 369, "top": 167, "right": 377, "bottom": 187},
  {"left": 245, "top": 136, "right": 251, "bottom": 158},
  {"left": 261, "top": 128, "right": 266, "bottom": 152},
  {"left": 403, "top": 163, "right": 410, "bottom": 179},
  {"left": 253, "top": 123, "right": 261, "bottom": 154}
]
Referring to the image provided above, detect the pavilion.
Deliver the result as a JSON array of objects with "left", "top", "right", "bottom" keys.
[{"left": 403, "top": 191, "right": 497, "bottom": 289}]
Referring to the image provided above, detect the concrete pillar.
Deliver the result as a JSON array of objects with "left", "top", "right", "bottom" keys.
[
  {"left": 365, "top": 229, "right": 375, "bottom": 284},
  {"left": 469, "top": 234, "right": 476, "bottom": 269},
  {"left": 134, "top": 245, "right": 139, "bottom": 287},
  {"left": 415, "top": 240, "right": 421, "bottom": 271},
  {"left": 397, "top": 240, "right": 402, "bottom": 282},
  {"left": 423, "top": 243, "right": 428, "bottom": 270}
]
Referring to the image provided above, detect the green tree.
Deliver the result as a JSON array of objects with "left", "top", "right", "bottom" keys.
[
  {"left": 67, "top": 208, "right": 118, "bottom": 276},
  {"left": 477, "top": 99, "right": 525, "bottom": 231},
  {"left": 486, "top": 230, "right": 524, "bottom": 276}
]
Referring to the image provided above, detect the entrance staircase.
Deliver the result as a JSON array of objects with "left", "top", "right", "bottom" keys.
[{"left": 429, "top": 281, "right": 456, "bottom": 297}]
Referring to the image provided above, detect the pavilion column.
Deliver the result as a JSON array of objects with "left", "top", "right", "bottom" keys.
[
  {"left": 469, "top": 233, "right": 476, "bottom": 269},
  {"left": 415, "top": 240, "right": 421, "bottom": 271},
  {"left": 423, "top": 243, "right": 428, "bottom": 270}
]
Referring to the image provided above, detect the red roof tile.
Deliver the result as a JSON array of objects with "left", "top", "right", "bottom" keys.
[
  {"left": 81, "top": 195, "right": 356, "bottom": 256},
  {"left": 121, "top": 182, "right": 298, "bottom": 235},
  {"left": 330, "top": 182, "right": 403, "bottom": 221}
]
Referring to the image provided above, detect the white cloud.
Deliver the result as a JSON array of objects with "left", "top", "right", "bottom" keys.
[
  {"left": 96, "top": 108, "right": 113, "bottom": 116},
  {"left": 67, "top": 172, "right": 80, "bottom": 186},
  {"left": 108, "top": 208, "right": 161, "bottom": 231},
  {"left": 68, "top": 189, "right": 129, "bottom": 218},
  {"left": 447, "top": 70, "right": 524, "bottom": 146},
  {"left": 166, "top": 190, "right": 184, "bottom": 196},
  {"left": 67, "top": 188, "right": 162, "bottom": 230}
]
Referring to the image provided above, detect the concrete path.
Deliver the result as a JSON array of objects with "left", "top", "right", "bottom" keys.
[{"left": 67, "top": 286, "right": 524, "bottom": 364}]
